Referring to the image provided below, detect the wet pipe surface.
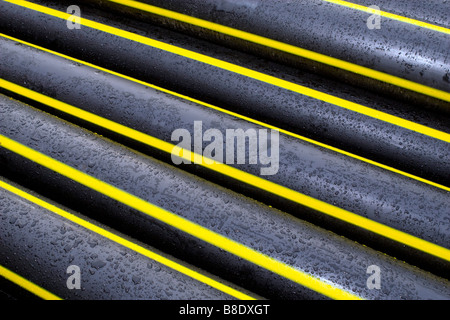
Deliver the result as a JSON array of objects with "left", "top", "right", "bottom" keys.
[{"left": 0, "top": 0, "right": 449, "bottom": 301}]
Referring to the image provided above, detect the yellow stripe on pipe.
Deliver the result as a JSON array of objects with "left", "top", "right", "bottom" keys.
[
  {"left": 0, "top": 135, "right": 362, "bottom": 300},
  {"left": 1, "top": 34, "right": 449, "bottom": 193},
  {"left": 0, "top": 265, "right": 62, "bottom": 300},
  {"left": 322, "top": 0, "right": 450, "bottom": 34},
  {"left": 98, "top": 0, "right": 450, "bottom": 103},
  {"left": 0, "top": 180, "right": 254, "bottom": 300},
  {"left": 0, "top": 78, "right": 449, "bottom": 263},
  {"left": 4, "top": 0, "right": 450, "bottom": 137}
]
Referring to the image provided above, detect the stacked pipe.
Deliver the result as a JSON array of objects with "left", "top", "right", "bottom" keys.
[{"left": 0, "top": 0, "right": 448, "bottom": 301}]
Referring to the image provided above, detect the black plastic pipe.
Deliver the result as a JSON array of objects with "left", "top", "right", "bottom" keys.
[
  {"left": 78, "top": 0, "right": 450, "bottom": 109},
  {"left": 329, "top": 0, "right": 450, "bottom": 28},
  {"left": 0, "top": 178, "right": 244, "bottom": 300},
  {"left": 1, "top": 96, "right": 449, "bottom": 299}
]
